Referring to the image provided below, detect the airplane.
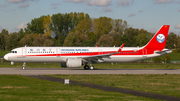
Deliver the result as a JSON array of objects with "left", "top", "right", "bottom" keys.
[{"left": 4, "top": 25, "right": 172, "bottom": 70}]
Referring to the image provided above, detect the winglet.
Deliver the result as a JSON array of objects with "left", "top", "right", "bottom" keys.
[{"left": 118, "top": 43, "right": 125, "bottom": 52}]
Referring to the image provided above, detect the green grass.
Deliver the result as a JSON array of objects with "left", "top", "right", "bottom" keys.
[
  {"left": 0, "top": 62, "right": 62, "bottom": 68},
  {"left": 93, "top": 63, "right": 180, "bottom": 69},
  {"left": 1, "top": 62, "right": 180, "bottom": 69},
  {"left": 51, "top": 74, "right": 180, "bottom": 98},
  {"left": 0, "top": 75, "right": 159, "bottom": 101},
  {"left": 162, "top": 53, "right": 180, "bottom": 61},
  {"left": 145, "top": 53, "right": 180, "bottom": 61},
  {"left": 0, "top": 51, "right": 8, "bottom": 56}
]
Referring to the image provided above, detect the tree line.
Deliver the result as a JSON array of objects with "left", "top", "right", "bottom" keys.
[{"left": 0, "top": 12, "right": 179, "bottom": 52}]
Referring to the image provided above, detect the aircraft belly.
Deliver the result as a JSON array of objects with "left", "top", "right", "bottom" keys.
[
  {"left": 103, "top": 55, "right": 159, "bottom": 63},
  {"left": 26, "top": 57, "right": 60, "bottom": 62},
  {"left": 10, "top": 56, "right": 64, "bottom": 63},
  {"left": 103, "top": 57, "right": 145, "bottom": 63}
]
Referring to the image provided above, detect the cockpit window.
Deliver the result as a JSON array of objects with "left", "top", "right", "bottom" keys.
[{"left": 10, "top": 51, "right": 17, "bottom": 53}]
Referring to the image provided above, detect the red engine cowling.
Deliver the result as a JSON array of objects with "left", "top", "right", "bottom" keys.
[{"left": 66, "top": 58, "right": 82, "bottom": 67}]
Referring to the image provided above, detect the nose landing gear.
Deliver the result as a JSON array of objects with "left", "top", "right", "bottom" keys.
[{"left": 22, "top": 62, "right": 26, "bottom": 70}]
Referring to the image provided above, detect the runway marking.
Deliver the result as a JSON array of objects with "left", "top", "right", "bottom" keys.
[{"left": 26, "top": 75, "right": 180, "bottom": 101}]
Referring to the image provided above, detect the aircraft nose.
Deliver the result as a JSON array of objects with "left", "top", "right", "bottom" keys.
[{"left": 4, "top": 54, "right": 8, "bottom": 60}]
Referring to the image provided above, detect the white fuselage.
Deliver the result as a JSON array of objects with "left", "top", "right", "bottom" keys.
[{"left": 4, "top": 46, "right": 167, "bottom": 63}]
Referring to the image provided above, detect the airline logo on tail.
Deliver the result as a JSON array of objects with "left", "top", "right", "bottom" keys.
[
  {"left": 144, "top": 25, "right": 170, "bottom": 51},
  {"left": 156, "top": 34, "right": 165, "bottom": 43}
]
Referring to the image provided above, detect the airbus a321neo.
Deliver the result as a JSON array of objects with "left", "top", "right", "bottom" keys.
[{"left": 4, "top": 25, "right": 172, "bottom": 70}]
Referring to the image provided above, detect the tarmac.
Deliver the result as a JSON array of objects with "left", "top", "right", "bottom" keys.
[{"left": 0, "top": 68, "right": 180, "bottom": 75}]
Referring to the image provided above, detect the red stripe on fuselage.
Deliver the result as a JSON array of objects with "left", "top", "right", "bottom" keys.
[{"left": 24, "top": 49, "right": 154, "bottom": 57}]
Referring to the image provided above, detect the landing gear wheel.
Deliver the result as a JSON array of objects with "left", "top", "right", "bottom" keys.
[
  {"left": 22, "top": 66, "right": 26, "bottom": 70},
  {"left": 22, "top": 62, "right": 26, "bottom": 70},
  {"left": 84, "top": 65, "right": 89, "bottom": 70},
  {"left": 90, "top": 65, "right": 94, "bottom": 70}
]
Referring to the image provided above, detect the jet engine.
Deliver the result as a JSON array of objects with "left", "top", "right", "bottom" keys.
[{"left": 61, "top": 58, "right": 82, "bottom": 68}]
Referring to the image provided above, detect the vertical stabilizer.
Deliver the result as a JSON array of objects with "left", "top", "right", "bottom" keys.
[{"left": 144, "top": 25, "right": 170, "bottom": 51}]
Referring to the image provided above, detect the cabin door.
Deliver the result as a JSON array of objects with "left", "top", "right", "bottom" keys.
[
  {"left": 22, "top": 48, "right": 27, "bottom": 57},
  {"left": 56, "top": 49, "right": 61, "bottom": 57},
  {"left": 98, "top": 50, "right": 103, "bottom": 55},
  {"left": 142, "top": 48, "right": 147, "bottom": 57}
]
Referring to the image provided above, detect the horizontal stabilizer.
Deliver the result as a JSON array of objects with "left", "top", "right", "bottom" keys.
[{"left": 154, "top": 49, "right": 172, "bottom": 55}]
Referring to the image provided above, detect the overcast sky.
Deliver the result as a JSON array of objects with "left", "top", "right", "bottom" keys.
[{"left": 0, "top": 0, "right": 180, "bottom": 34}]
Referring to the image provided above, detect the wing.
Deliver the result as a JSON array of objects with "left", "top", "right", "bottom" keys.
[{"left": 82, "top": 43, "right": 125, "bottom": 63}]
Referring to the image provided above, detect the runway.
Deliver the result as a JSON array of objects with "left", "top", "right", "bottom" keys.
[{"left": 1, "top": 68, "right": 180, "bottom": 75}]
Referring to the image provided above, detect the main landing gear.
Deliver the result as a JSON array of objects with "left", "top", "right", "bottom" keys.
[
  {"left": 22, "top": 62, "right": 26, "bottom": 70},
  {"left": 84, "top": 65, "right": 94, "bottom": 70},
  {"left": 84, "top": 61, "right": 94, "bottom": 70}
]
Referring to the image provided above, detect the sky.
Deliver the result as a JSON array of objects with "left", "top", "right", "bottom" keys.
[{"left": 0, "top": 0, "right": 180, "bottom": 34}]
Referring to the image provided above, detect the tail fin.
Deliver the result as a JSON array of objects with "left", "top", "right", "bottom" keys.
[{"left": 144, "top": 25, "right": 170, "bottom": 51}]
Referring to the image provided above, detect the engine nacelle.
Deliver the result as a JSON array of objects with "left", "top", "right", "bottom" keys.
[{"left": 66, "top": 58, "right": 82, "bottom": 68}]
